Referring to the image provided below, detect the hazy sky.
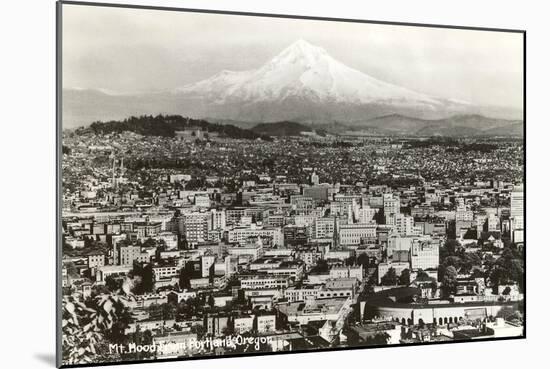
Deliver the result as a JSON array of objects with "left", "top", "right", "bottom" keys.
[{"left": 62, "top": 4, "right": 524, "bottom": 109}]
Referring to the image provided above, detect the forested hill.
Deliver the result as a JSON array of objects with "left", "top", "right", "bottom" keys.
[
  {"left": 78, "top": 115, "right": 271, "bottom": 140},
  {"left": 252, "top": 121, "right": 312, "bottom": 136}
]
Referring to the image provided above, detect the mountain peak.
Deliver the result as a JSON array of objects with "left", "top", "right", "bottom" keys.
[
  {"left": 172, "top": 39, "right": 473, "bottom": 119},
  {"left": 285, "top": 39, "right": 324, "bottom": 53},
  {"left": 270, "top": 39, "right": 329, "bottom": 67}
]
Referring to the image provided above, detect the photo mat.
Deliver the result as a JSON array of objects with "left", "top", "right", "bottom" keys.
[{"left": 57, "top": 1, "right": 526, "bottom": 367}]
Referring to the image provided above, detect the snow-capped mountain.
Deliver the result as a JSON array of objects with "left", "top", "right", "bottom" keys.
[
  {"left": 62, "top": 40, "right": 522, "bottom": 128},
  {"left": 176, "top": 39, "right": 442, "bottom": 108}
]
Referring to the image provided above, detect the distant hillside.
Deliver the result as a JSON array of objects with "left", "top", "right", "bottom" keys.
[
  {"left": 204, "top": 118, "right": 259, "bottom": 130},
  {"left": 252, "top": 121, "right": 314, "bottom": 136},
  {"left": 77, "top": 115, "right": 271, "bottom": 140},
  {"left": 359, "top": 114, "right": 431, "bottom": 133},
  {"left": 347, "top": 113, "right": 523, "bottom": 137},
  {"left": 480, "top": 122, "right": 524, "bottom": 136},
  {"left": 415, "top": 125, "right": 481, "bottom": 137}
]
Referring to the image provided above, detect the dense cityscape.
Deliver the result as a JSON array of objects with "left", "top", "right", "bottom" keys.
[{"left": 60, "top": 124, "right": 525, "bottom": 365}]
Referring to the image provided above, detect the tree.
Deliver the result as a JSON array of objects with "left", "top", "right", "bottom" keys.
[
  {"left": 191, "top": 324, "right": 206, "bottom": 340},
  {"left": 399, "top": 269, "right": 411, "bottom": 285},
  {"left": 381, "top": 267, "right": 398, "bottom": 286},
  {"left": 357, "top": 253, "right": 371, "bottom": 267},
  {"left": 179, "top": 263, "right": 193, "bottom": 290},
  {"left": 365, "top": 332, "right": 391, "bottom": 345},
  {"left": 416, "top": 269, "right": 430, "bottom": 280},
  {"left": 440, "top": 239, "right": 461, "bottom": 259},
  {"left": 142, "top": 238, "right": 157, "bottom": 248},
  {"left": 104, "top": 275, "right": 121, "bottom": 292},
  {"left": 461, "top": 252, "right": 482, "bottom": 273},
  {"left": 441, "top": 266, "right": 458, "bottom": 297},
  {"left": 61, "top": 286, "right": 134, "bottom": 365},
  {"left": 487, "top": 247, "right": 524, "bottom": 292},
  {"left": 131, "top": 262, "right": 153, "bottom": 294},
  {"left": 311, "top": 259, "right": 329, "bottom": 273}
]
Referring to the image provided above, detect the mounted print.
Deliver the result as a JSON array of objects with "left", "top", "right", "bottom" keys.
[{"left": 57, "top": 1, "right": 525, "bottom": 367}]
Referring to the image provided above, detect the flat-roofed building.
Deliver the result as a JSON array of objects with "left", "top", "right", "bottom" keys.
[{"left": 339, "top": 224, "right": 376, "bottom": 246}]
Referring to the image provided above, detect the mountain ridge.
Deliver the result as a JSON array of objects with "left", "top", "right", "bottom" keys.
[{"left": 252, "top": 114, "right": 522, "bottom": 137}]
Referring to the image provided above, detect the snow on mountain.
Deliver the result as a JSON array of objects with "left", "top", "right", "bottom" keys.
[
  {"left": 176, "top": 39, "right": 444, "bottom": 108},
  {"left": 63, "top": 40, "right": 522, "bottom": 128}
]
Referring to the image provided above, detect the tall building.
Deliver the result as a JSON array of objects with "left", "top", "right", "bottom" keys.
[
  {"left": 180, "top": 212, "right": 210, "bottom": 244},
  {"left": 310, "top": 171, "right": 319, "bottom": 185},
  {"left": 357, "top": 205, "right": 377, "bottom": 224},
  {"left": 383, "top": 194, "right": 400, "bottom": 222},
  {"left": 314, "top": 217, "right": 337, "bottom": 239},
  {"left": 510, "top": 186, "right": 524, "bottom": 231},
  {"left": 201, "top": 254, "right": 216, "bottom": 278},
  {"left": 227, "top": 225, "right": 283, "bottom": 247},
  {"left": 487, "top": 214, "right": 501, "bottom": 232},
  {"left": 456, "top": 204, "right": 474, "bottom": 222},
  {"left": 209, "top": 209, "right": 226, "bottom": 231},
  {"left": 119, "top": 245, "right": 149, "bottom": 266},
  {"left": 392, "top": 213, "right": 419, "bottom": 236},
  {"left": 510, "top": 185, "right": 524, "bottom": 244}
]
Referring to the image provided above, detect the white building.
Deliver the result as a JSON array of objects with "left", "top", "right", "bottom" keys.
[
  {"left": 339, "top": 223, "right": 376, "bottom": 246},
  {"left": 383, "top": 194, "right": 400, "bottom": 220},
  {"left": 510, "top": 186, "right": 524, "bottom": 241},
  {"left": 201, "top": 254, "right": 216, "bottom": 278},
  {"left": 234, "top": 315, "right": 255, "bottom": 334},
  {"left": 329, "top": 265, "right": 363, "bottom": 280},
  {"left": 227, "top": 225, "right": 283, "bottom": 247},
  {"left": 209, "top": 209, "right": 226, "bottom": 230},
  {"left": 314, "top": 218, "right": 337, "bottom": 239},
  {"left": 240, "top": 275, "right": 290, "bottom": 290},
  {"left": 410, "top": 241, "right": 439, "bottom": 270},
  {"left": 256, "top": 315, "right": 276, "bottom": 333},
  {"left": 180, "top": 211, "right": 210, "bottom": 244}
]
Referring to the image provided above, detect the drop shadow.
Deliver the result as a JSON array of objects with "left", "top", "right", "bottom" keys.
[{"left": 34, "top": 353, "right": 56, "bottom": 366}]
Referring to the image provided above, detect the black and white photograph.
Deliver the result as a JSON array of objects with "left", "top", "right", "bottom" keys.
[{"left": 57, "top": 1, "right": 525, "bottom": 367}]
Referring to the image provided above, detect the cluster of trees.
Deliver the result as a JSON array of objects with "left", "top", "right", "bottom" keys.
[
  {"left": 404, "top": 137, "right": 459, "bottom": 148},
  {"left": 379, "top": 267, "right": 415, "bottom": 286},
  {"left": 486, "top": 247, "right": 524, "bottom": 293},
  {"left": 440, "top": 240, "right": 483, "bottom": 270},
  {"left": 84, "top": 114, "right": 271, "bottom": 141},
  {"left": 130, "top": 262, "right": 154, "bottom": 295},
  {"left": 310, "top": 259, "right": 329, "bottom": 274},
  {"left": 438, "top": 239, "right": 524, "bottom": 296},
  {"left": 404, "top": 138, "right": 497, "bottom": 153},
  {"left": 437, "top": 240, "right": 482, "bottom": 297},
  {"left": 251, "top": 121, "right": 311, "bottom": 136},
  {"left": 345, "top": 253, "right": 375, "bottom": 268},
  {"left": 62, "top": 145, "right": 71, "bottom": 155},
  {"left": 379, "top": 268, "right": 435, "bottom": 287}
]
